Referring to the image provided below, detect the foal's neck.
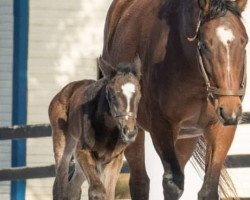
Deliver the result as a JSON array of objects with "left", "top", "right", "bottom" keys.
[{"left": 96, "top": 84, "right": 117, "bottom": 128}]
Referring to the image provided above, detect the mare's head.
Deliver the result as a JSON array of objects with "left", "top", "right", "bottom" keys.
[
  {"left": 178, "top": 0, "right": 248, "bottom": 125},
  {"left": 98, "top": 56, "right": 142, "bottom": 143}
]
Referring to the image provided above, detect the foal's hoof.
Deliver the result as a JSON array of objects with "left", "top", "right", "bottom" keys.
[
  {"left": 89, "top": 193, "right": 106, "bottom": 200},
  {"left": 162, "top": 177, "right": 183, "bottom": 200},
  {"left": 89, "top": 185, "right": 106, "bottom": 200}
]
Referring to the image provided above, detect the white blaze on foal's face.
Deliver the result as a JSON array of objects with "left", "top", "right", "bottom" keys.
[
  {"left": 121, "top": 83, "right": 135, "bottom": 114},
  {"left": 216, "top": 25, "right": 235, "bottom": 72}
]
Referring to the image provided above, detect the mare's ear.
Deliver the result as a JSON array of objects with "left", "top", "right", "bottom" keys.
[
  {"left": 198, "top": 0, "right": 210, "bottom": 13},
  {"left": 97, "top": 56, "right": 116, "bottom": 77},
  {"left": 235, "top": 0, "right": 247, "bottom": 11},
  {"left": 133, "top": 55, "right": 142, "bottom": 79}
]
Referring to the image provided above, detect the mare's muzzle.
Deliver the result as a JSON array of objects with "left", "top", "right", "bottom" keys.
[{"left": 216, "top": 97, "right": 242, "bottom": 126}]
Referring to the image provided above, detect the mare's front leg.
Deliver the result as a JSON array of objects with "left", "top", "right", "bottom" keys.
[
  {"left": 125, "top": 128, "right": 150, "bottom": 200},
  {"left": 102, "top": 153, "right": 124, "bottom": 200},
  {"left": 198, "top": 123, "right": 236, "bottom": 200},
  {"left": 76, "top": 149, "right": 106, "bottom": 200},
  {"left": 176, "top": 137, "right": 199, "bottom": 172},
  {"left": 150, "top": 120, "right": 184, "bottom": 200}
]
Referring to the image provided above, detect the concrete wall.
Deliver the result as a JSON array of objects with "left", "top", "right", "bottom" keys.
[
  {"left": 0, "top": 0, "right": 13, "bottom": 199},
  {"left": 26, "top": 0, "right": 112, "bottom": 199}
]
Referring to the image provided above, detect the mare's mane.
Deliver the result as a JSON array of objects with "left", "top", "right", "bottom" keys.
[
  {"left": 204, "top": 0, "right": 241, "bottom": 21},
  {"left": 159, "top": 0, "right": 241, "bottom": 21}
]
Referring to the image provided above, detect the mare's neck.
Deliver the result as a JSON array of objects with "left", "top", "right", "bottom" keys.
[{"left": 165, "top": 0, "right": 202, "bottom": 73}]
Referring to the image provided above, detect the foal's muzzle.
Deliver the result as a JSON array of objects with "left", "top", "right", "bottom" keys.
[
  {"left": 120, "top": 125, "right": 138, "bottom": 143},
  {"left": 113, "top": 112, "right": 138, "bottom": 143}
]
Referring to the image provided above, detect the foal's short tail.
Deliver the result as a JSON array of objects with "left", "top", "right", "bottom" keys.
[{"left": 191, "top": 136, "right": 239, "bottom": 200}]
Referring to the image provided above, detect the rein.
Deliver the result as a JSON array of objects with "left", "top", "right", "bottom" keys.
[{"left": 187, "top": 12, "right": 246, "bottom": 100}]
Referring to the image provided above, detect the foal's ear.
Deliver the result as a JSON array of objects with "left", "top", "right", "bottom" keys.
[
  {"left": 97, "top": 56, "right": 116, "bottom": 77},
  {"left": 198, "top": 0, "right": 210, "bottom": 13},
  {"left": 133, "top": 55, "right": 142, "bottom": 79},
  {"left": 235, "top": 0, "right": 247, "bottom": 11}
]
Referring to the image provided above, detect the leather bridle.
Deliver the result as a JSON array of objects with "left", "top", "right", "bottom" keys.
[
  {"left": 187, "top": 12, "right": 246, "bottom": 102},
  {"left": 112, "top": 111, "right": 135, "bottom": 119}
]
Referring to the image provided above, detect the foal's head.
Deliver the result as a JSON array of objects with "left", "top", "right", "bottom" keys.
[
  {"left": 98, "top": 56, "right": 142, "bottom": 143},
  {"left": 178, "top": 0, "right": 248, "bottom": 125}
]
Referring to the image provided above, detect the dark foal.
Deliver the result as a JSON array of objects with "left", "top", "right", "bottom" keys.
[
  {"left": 49, "top": 56, "right": 141, "bottom": 200},
  {"left": 103, "top": 0, "right": 248, "bottom": 199}
]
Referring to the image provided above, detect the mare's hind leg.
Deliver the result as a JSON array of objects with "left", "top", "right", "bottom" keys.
[
  {"left": 102, "top": 153, "right": 124, "bottom": 200},
  {"left": 125, "top": 128, "right": 150, "bottom": 200},
  {"left": 76, "top": 149, "right": 106, "bottom": 200},
  {"left": 198, "top": 124, "right": 236, "bottom": 200},
  {"left": 150, "top": 121, "right": 184, "bottom": 200}
]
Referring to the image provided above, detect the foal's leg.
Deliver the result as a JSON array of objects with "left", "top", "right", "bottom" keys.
[
  {"left": 150, "top": 121, "right": 184, "bottom": 200},
  {"left": 53, "top": 135, "right": 78, "bottom": 200},
  {"left": 51, "top": 125, "right": 67, "bottom": 200},
  {"left": 49, "top": 101, "right": 68, "bottom": 168},
  {"left": 125, "top": 128, "right": 150, "bottom": 200},
  {"left": 198, "top": 124, "right": 236, "bottom": 200},
  {"left": 102, "top": 153, "right": 124, "bottom": 200},
  {"left": 67, "top": 161, "right": 86, "bottom": 200},
  {"left": 49, "top": 102, "right": 71, "bottom": 200},
  {"left": 76, "top": 149, "right": 106, "bottom": 200}
]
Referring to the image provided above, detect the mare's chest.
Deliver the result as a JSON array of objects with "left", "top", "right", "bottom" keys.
[
  {"left": 169, "top": 98, "right": 207, "bottom": 139},
  {"left": 158, "top": 80, "right": 208, "bottom": 138}
]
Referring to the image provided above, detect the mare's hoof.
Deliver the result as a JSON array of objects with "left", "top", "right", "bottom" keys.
[
  {"left": 89, "top": 185, "right": 106, "bottom": 200},
  {"left": 163, "top": 178, "right": 183, "bottom": 200},
  {"left": 198, "top": 190, "right": 219, "bottom": 200}
]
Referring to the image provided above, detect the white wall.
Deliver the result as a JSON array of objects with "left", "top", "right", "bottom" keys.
[
  {"left": 26, "top": 0, "right": 112, "bottom": 199},
  {"left": 0, "top": 0, "right": 13, "bottom": 199}
]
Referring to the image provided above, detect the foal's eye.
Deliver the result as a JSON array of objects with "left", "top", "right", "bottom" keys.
[
  {"left": 109, "top": 92, "right": 116, "bottom": 100},
  {"left": 200, "top": 42, "right": 208, "bottom": 51}
]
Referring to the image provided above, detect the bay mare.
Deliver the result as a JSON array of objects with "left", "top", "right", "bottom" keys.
[
  {"left": 102, "top": 0, "right": 248, "bottom": 199},
  {"left": 49, "top": 57, "right": 142, "bottom": 200}
]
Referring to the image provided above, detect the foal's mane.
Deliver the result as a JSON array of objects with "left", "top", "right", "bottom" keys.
[
  {"left": 116, "top": 62, "right": 141, "bottom": 77},
  {"left": 159, "top": 0, "right": 241, "bottom": 21}
]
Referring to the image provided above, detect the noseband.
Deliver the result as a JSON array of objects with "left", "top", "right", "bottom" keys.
[
  {"left": 187, "top": 12, "right": 246, "bottom": 101},
  {"left": 112, "top": 111, "right": 135, "bottom": 118}
]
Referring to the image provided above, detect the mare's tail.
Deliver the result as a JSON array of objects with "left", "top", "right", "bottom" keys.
[{"left": 191, "top": 136, "right": 239, "bottom": 200}]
